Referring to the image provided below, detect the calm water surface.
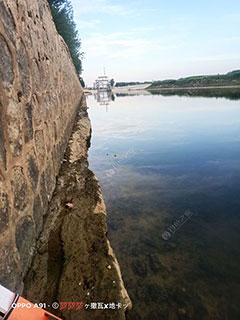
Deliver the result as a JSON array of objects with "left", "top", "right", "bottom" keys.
[{"left": 88, "top": 91, "right": 240, "bottom": 320}]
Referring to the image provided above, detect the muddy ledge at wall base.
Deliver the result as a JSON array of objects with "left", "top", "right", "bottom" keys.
[{"left": 23, "top": 103, "right": 132, "bottom": 319}]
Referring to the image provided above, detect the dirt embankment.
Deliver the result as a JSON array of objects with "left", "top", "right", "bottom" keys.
[{"left": 23, "top": 99, "right": 131, "bottom": 320}]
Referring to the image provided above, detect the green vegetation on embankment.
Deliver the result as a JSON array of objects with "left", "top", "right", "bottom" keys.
[
  {"left": 148, "top": 70, "right": 240, "bottom": 90},
  {"left": 47, "top": 0, "right": 85, "bottom": 86}
]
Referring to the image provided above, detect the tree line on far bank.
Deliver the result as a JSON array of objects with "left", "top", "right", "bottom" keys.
[
  {"left": 115, "top": 70, "right": 240, "bottom": 89},
  {"left": 149, "top": 70, "right": 240, "bottom": 89},
  {"left": 47, "top": 0, "right": 85, "bottom": 87}
]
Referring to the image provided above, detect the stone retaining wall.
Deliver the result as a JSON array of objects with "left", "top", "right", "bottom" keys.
[{"left": 0, "top": 0, "right": 84, "bottom": 292}]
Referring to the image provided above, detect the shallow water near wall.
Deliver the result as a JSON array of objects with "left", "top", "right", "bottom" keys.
[{"left": 88, "top": 90, "right": 240, "bottom": 320}]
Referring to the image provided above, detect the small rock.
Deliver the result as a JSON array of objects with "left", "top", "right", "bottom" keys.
[{"left": 107, "top": 265, "right": 112, "bottom": 270}]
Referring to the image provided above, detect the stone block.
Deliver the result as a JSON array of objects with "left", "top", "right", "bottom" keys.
[
  {"left": 27, "top": 155, "right": 39, "bottom": 191},
  {"left": 7, "top": 119, "right": 23, "bottom": 157},
  {"left": 24, "top": 103, "right": 33, "bottom": 143},
  {"left": 44, "top": 163, "right": 55, "bottom": 197},
  {"left": 7, "top": 99, "right": 23, "bottom": 157},
  {"left": 15, "top": 216, "right": 35, "bottom": 276},
  {"left": 34, "top": 130, "right": 46, "bottom": 166},
  {"left": 0, "top": 2, "right": 16, "bottom": 45},
  {"left": 33, "top": 194, "right": 43, "bottom": 237},
  {"left": 40, "top": 172, "right": 48, "bottom": 211},
  {"left": 0, "top": 241, "right": 22, "bottom": 292},
  {"left": 0, "top": 187, "right": 9, "bottom": 233},
  {"left": 17, "top": 39, "right": 30, "bottom": 98},
  {"left": 0, "top": 34, "right": 14, "bottom": 85},
  {"left": 0, "top": 103, "right": 6, "bottom": 168},
  {"left": 11, "top": 166, "right": 28, "bottom": 211}
]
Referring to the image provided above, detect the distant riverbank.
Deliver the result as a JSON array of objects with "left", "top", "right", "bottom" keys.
[
  {"left": 85, "top": 70, "right": 240, "bottom": 95},
  {"left": 148, "top": 70, "right": 240, "bottom": 90},
  {"left": 148, "top": 85, "right": 240, "bottom": 91}
]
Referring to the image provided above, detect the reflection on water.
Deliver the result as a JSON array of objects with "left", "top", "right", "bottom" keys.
[
  {"left": 93, "top": 90, "right": 115, "bottom": 111},
  {"left": 88, "top": 90, "right": 240, "bottom": 320},
  {"left": 149, "top": 87, "right": 240, "bottom": 100}
]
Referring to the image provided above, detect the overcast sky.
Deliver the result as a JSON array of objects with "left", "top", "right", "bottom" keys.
[{"left": 71, "top": 0, "right": 240, "bottom": 86}]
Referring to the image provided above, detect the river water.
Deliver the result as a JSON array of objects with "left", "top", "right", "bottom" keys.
[{"left": 88, "top": 90, "right": 240, "bottom": 320}]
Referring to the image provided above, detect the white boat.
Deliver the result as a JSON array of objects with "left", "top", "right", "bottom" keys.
[{"left": 93, "top": 75, "right": 111, "bottom": 91}]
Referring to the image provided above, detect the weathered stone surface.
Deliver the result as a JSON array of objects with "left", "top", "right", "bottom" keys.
[
  {"left": 40, "top": 172, "right": 48, "bottom": 211},
  {"left": 11, "top": 166, "right": 28, "bottom": 211},
  {"left": 31, "top": 94, "right": 42, "bottom": 127},
  {"left": 0, "top": 103, "right": 6, "bottom": 167},
  {"left": 33, "top": 194, "right": 43, "bottom": 237},
  {"left": 15, "top": 216, "right": 35, "bottom": 276},
  {"left": 34, "top": 130, "right": 45, "bottom": 166},
  {"left": 24, "top": 103, "right": 33, "bottom": 143},
  {"left": 52, "top": 144, "right": 61, "bottom": 174},
  {"left": 0, "top": 0, "right": 91, "bottom": 308},
  {"left": 0, "top": 241, "right": 22, "bottom": 292},
  {"left": 0, "top": 33, "right": 14, "bottom": 85},
  {"left": 31, "top": 59, "right": 40, "bottom": 92},
  {"left": 43, "top": 122, "right": 51, "bottom": 155},
  {"left": 27, "top": 155, "right": 39, "bottom": 190},
  {"left": 0, "top": 2, "right": 16, "bottom": 45},
  {"left": 37, "top": 0, "right": 44, "bottom": 20},
  {"left": 0, "top": 185, "right": 9, "bottom": 233},
  {"left": 54, "top": 122, "right": 57, "bottom": 141},
  {"left": 17, "top": 39, "right": 30, "bottom": 98},
  {"left": 7, "top": 119, "right": 23, "bottom": 157},
  {"left": 68, "top": 107, "right": 92, "bottom": 163},
  {"left": 44, "top": 162, "right": 55, "bottom": 197},
  {"left": 7, "top": 99, "right": 23, "bottom": 157}
]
